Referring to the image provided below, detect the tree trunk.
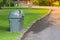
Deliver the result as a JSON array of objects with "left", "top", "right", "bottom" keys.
[
  {"left": 49, "top": 0, "right": 53, "bottom": 6},
  {"left": 29, "top": 0, "right": 33, "bottom": 9},
  {"left": 0, "top": 6, "right": 1, "bottom": 9},
  {"left": 9, "top": 0, "right": 10, "bottom": 7},
  {"left": 17, "top": 0, "right": 20, "bottom": 6},
  {"left": 58, "top": 0, "right": 60, "bottom": 7},
  {"left": 0, "top": 3, "right": 2, "bottom": 9}
]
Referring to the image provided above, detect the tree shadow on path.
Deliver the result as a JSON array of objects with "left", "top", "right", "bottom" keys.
[{"left": 27, "top": 13, "right": 53, "bottom": 34}]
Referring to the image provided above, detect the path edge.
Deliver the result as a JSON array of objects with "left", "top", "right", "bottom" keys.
[{"left": 17, "top": 9, "right": 52, "bottom": 40}]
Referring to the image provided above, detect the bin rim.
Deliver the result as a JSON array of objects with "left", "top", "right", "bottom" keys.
[{"left": 8, "top": 10, "right": 24, "bottom": 19}]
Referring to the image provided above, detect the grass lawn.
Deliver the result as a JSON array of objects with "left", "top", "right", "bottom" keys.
[{"left": 0, "top": 8, "right": 49, "bottom": 40}]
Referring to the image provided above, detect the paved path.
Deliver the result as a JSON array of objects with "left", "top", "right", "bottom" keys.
[
  {"left": 21, "top": 9, "right": 60, "bottom": 40},
  {"left": 32, "top": 6, "right": 60, "bottom": 9}
]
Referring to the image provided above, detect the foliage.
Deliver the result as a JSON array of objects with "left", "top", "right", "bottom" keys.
[
  {"left": 5, "top": 0, "right": 14, "bottom": 7},
  {"left": 33, "top": 0, "right": 49, "bottom": 6},
  {"left": 39, "top": 0, "right": 49, "bottom": 6},
  {"left": 0, "top": 0, "right": 3, "bottom": 8},
  {"left": 33, "top": 0, "right": 39, "bottom": 5},
  {"left": 53, "top": 1, "right": 59, "bottom": 6},
  {"left": 0, "top": 0, "right": 14, "bottom": 7},
  {"left": 1, "top": 0, "right": 60, "bottom": 7},
  {"left": 59, "top": 0, "right": 60, "bottom": 5},
  {"left": 0, "top": 0, "right": 3, "bottom": 3}
]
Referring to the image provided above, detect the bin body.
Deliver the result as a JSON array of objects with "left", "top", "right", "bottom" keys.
[{"left": 9, "top": 10, "right": 24, "bottom": 32}]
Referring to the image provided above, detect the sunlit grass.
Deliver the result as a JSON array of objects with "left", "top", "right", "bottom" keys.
[{"left": 0, "top": 8, "right": 49, "bottom": 40}]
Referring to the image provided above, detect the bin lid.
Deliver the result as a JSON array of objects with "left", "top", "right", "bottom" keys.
[{"left": 9, "top": 10, "right": 24, "bottom": 19}]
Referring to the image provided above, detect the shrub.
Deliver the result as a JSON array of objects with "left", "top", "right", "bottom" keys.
[
  {"left": 33, "top": 0, "right": 39, "bottom": 5},
  {"left": 53, "top": 1, "right": 59, "bottom": 6},
  {"left": 33, "top": 0, "right": 49, "bottom": 6},
  {"left": 39, "top": 0, "right": 49, "bottom": 6}
]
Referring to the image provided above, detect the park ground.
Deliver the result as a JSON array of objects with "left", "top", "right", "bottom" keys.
[
  {"left": 21, "top": 7, "right": 60, "bottom": 40},
  {"left": 0, "top": 7, "right": 49, "bottom": 40}
]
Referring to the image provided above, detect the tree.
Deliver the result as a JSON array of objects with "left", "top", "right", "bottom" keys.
[
  {"left": 28, "top": 0, "right": 33, "bottom": 9},
  {"left": 17, "top": 0, "right": 20, "bottom": 6},
  {"left": 39, "top": 0, "right": 49, "bottom": 6},
  {"left": 59, "top": 0, "right": 60, "bottom": 6},
  {"left": 33, "top": 0, "right": 49, "bottom": 6},
  {"left": 0, "top": 0, "right": 3, "bottom": 3},
  {"left": 5, "top": 0, "right": 14, "bottom": 7},
  {"left": 0, "top": 0, "right": 3, "bottom": 9},
  {"left": 33, "top": 0, "right": 39, "bottom": 5}
]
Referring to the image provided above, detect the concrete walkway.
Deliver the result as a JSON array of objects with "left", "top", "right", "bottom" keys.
[
  {"left": 21, "top": 8, "right": 60, "bottom": 40},
  {"left": 32, "top": 6, "right": 60, "bottom": 9}
]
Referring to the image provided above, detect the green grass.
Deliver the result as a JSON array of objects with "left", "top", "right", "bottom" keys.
[{"left": 0, "top": 8, "right": 49, "bottom": 40}]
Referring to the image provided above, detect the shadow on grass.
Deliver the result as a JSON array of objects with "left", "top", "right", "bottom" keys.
[
  {"left": 0, "top": 26, "right": 9, "bottom": 31},
  {"left": 25, "top": 14, "right": 53, "bottom": 34}
]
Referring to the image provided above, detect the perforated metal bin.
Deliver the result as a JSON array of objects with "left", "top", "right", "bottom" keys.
[{"left": 8, "top": 10, "right": 24, "bottom": 32}]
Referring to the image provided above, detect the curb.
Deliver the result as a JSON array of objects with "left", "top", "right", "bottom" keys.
[{"left": 17, "top": 9, "right": 52, "bottom": 40}]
